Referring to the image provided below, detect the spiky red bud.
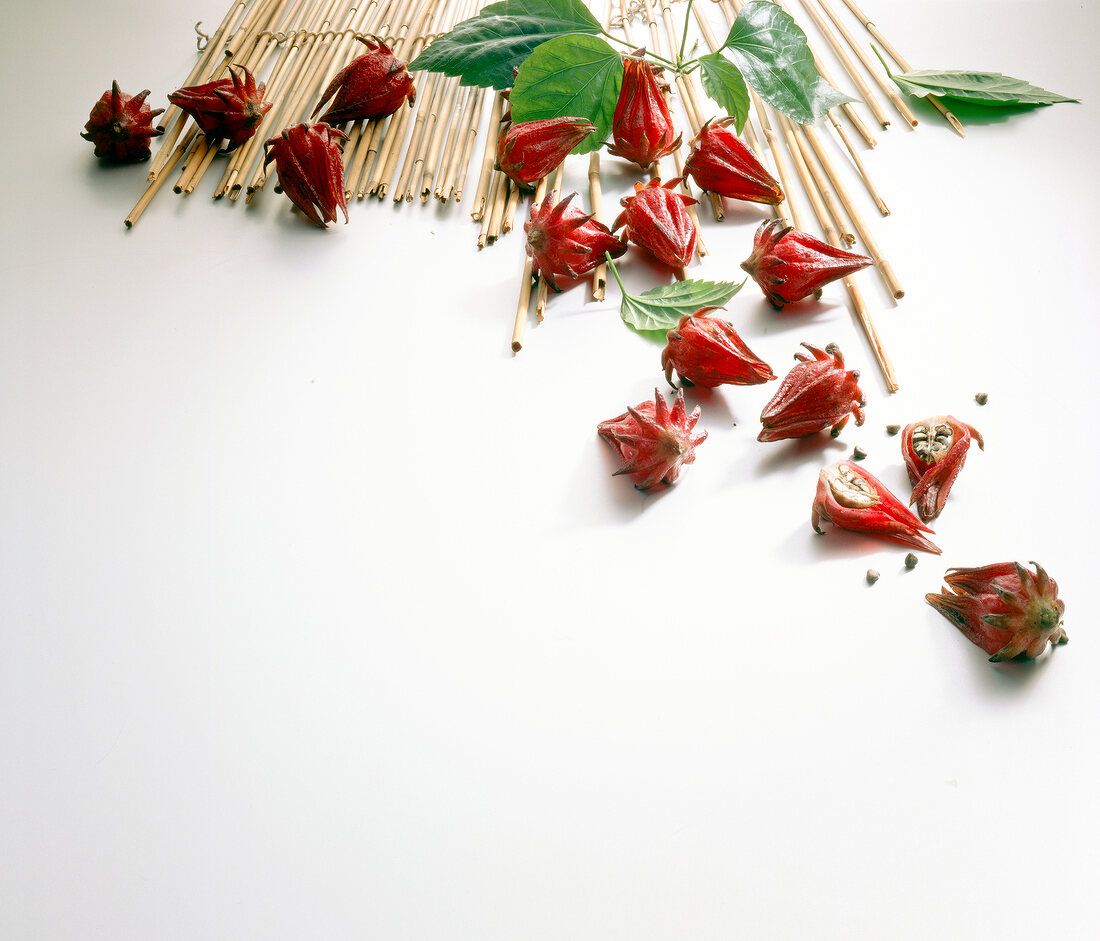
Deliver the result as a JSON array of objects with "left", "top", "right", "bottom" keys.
[
  {"left": 598, "top": 388, "right": 706, "bottom": 491},
  {"left": 524, "top": 193, "right": 626, "bottom": 291},
  {"left": 496, "top": 117, "right": 596, "bottom": 187},
  {"left": 759, "top": 343, "right": 864, "bottom": 442},
  {"left": 741, "top": 220, "right": 872, "bottom": 309},
  {"left": 684, "top": 118, "right": 783, "bottom": 205},
  {"left": 263, "top": 123, "right": 349, "bottom": 228},
  {"left": 812, "top": 460, "right": 940, "bottom": 553},
  {"left": 81, "top": 81, "right": 164, "bottom": 163},
  {"left": 661, "top": 307, "right": 776, "bottom": 388},
  {"left": 312, "top": 36, "right": 416, "bottom": 124},
  {"left": 902, "top": 415, "right": 984, "bottom": 522},
  {"left": 606, "top": 55, "right": 681, "bottom": 170},
  {"left": 612, "top": 177, "right": 699, "bottom": 269},
  {"left": 168, "top": 66, "right": 272, "bottom": 152},
  {"left": 926, "top": 562, "right": 1067, "bottom": 661}
]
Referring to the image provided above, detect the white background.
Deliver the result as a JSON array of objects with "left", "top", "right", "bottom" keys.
[{"left": 2, "top": 1, "right": 1098, "bottom": 938}]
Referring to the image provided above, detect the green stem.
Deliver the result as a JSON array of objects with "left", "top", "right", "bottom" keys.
[
  {"left": 604, "top": 252, "right": 627, "bottom": 297},
  {"left": 601, "top": 30, "right": 678, "bottom": 70},
  {"left": 678, "top": 0, "right": 694, "bottom": 66}
]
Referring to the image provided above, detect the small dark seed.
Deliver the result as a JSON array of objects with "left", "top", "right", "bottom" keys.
[
  {"left": 866, "top": 569, "right": 880, "bottom": 585},
  {"left": 904, "top": 553, "right": 918, "bottom": 569},
  {"left": 886, "top": 424, "right": 900, "bottom": 436},
  {"left": 852, "top": 446, "right": 867, "bottom": 461},
  {"left": 975, "top": 392, "right": 989, "bottom": 405}
]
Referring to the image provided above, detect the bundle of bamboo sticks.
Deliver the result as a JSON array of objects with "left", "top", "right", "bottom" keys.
[{"left": 124, "top": 0, "right": 959, "bottom": 390}]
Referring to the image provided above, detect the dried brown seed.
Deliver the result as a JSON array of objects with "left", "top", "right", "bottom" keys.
[
  {"left": 975, "top": 392, "right": 989, "bottom": 405},
  {"left": 904, "top": 552, "right": 918, "bottom": 569},
  {"left": 852, "top": 446, "right": 867, "bottom": 461},
  {"left": 866, "top": 569, "right": 880, "bottom": 585},
  {"left": 886, "top": 424, "right": 901, "bottom": 435}
]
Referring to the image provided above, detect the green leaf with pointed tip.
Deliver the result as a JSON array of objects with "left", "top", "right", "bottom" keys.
[
  {"left": 620, "top": 278, "right": 746, "bottom": 334},
  {"left": 722, "top": 1, "right": 852, "bottom": 123},
  {"left": 407, "top": 0, "right": 602, "bottom": 90},
  {"left": 509, "top": 35, "right": 623, "bottom": 155},
  {"left": 698, "top": 53, "right": 750, "bottom": 135},
  {"left": 886, "top": 67, "right": 1077, "bottom": 107}
]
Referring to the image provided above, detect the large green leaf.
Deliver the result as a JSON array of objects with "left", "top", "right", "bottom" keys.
[
  {"left": 888, "top": 69, "right": 1077, "bottom": 107},
  {"left": 620, "top": 278, "right": 746, "bottom": 334},
  {"left": 722, "top": 1, "right": 852, "bottom": 123},
  {"left": 698, "top": 53, "right": 751, "bottom": 134},
  {"left": 408, "top": 0, "right": 602, "bottom": 90},
  {"left": 509, "top": 35, "right": 624, "bottom": 155}
]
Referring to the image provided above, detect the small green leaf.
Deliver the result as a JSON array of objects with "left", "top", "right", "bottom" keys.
[
  {"left": 408, "top": 0, "right": 602, "bottom": 90},
  {"left": 620, "top": 278, "right": 746, "bottom": 334},
  {"left": 890, "top": 70, "right": 1076, "bottom": 107},
  {"left": 510, "top": 35, "right": 623, "bottom": 155},
  {"left": 698, "top": 53, "right": 750, "bottom": 134},
  {"left": 722, "top": 0, "right": 852, "bottom": 123}
]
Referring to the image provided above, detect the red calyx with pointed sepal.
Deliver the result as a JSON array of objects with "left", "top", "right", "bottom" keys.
[
  {"left": 524, "top": 193, "right": 626, "bottom": 291},
  {"left": 741, "top": 219, "right": 872, "bottom": 309},
  {"left": 661, "top": 307, "right": 776, "bottom": 388},
  {"left": 684, "top": 117, "right": 783, "bottom": 205},
  {"left": 263, "top": 123, "right": 349, "bottom": 228},
  {"left": 81, "top": 81, "right": 164, "bottom": 163},
  {"left": 902, "top": 415, "right": 984, "bottom": 522},
  {"left": 758, "top": 343, "right": 864, "bottom": 442},
  {"left": 926, "top": 562, "right": 1067, "bottom": 661},
  {"left": 168, "top": 66, "right": 272, "bottom": 152},
  {"left": 606, "top": 54, "right": 681, "bottom": 170},
  {"left": 598, "top": 388, "right": 706, "bottom": 491},
  {"left": 612, "top": 177, "right": 698, "bottom": 269},
  {"left": 812, "top": 460, "right": 940, "bottom": 553},
  {"left": 312, "top": 36, "right": 416, "bottom": 124},
  {"left": 496, "top": 117, "right": 596, "bottom": 187}
]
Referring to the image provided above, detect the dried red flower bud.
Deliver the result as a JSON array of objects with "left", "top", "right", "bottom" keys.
[
  {"left": 926, "top": 562, "right": 1068, "bottom": 661},
  {"left": 263, "top": 123, "right": 349, "bottom": 228},
  {"left": 741, "top": 220, "right": 872, "bottom": 309},
  {"left": 524, "top": 193, "right": 626, "bottom": 291},
  {"left": 606, "top": 55, "right": 681, "bottom": 170},
  {"left": 684, "top": 117, "right": 783, "bottom": 205},
  {"left": 598, "top": 388, "right": 706, "bottom": 491},
  {"left": 496, "top": 117, "right": 596, "bottom": 187},
  {"left": 758, "top": 343, "right": 864, "bottom": 442},
  {"left": 901, "top": 415, "right": 984, "bottom": 522},
  {"left": 661, "top": 307, "right": 776, "bottom": 388},
  {"left": 81, "top": 81, "right": 164, "bottom": 163},
  {"left": 168, "top": 66, "right": 272, "bottom": 152},
  {"left": 812, "top": 460, "right": 940, "bottom": 554},
  {"left": 312, "top": 36, "right": 416, "bottom": 124},
  {"left": 612, "top": 177, "right": 699, "bottom": 269}
]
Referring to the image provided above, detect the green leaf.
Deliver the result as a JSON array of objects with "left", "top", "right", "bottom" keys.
[
  {"left": 620, "top": 278, "right": 746, "bottom": 334},
  {"left": 509, "top": 35, "right": 623, "bottom": 155},
  {"left": 888, "top": 69, "right": 1077, "bottom": 107},
  {"left": 722, "top": 0, "right": 852, "bottom": 123},
  {"left": 698, "top": 53, "right": 750, "bottom": 135},
  {"left": 407, "top": 0, "right": 602, "bottom": 90}
]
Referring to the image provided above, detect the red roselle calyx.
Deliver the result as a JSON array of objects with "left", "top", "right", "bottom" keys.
[
  {"left": 312, "top": 36, "right": 416, "bottom": 124},
  {"left": 598, "top": 388, "right": 706, "bottom": 491},
  {"left": 168, "top": 66, "right": 272, "bottom": 152},
  {"left": 741, "top": 220, "right": 872, "bottom": 309},
  {"left": 81, "top": 81, "right": 164, "bottom": 163},
  {"left": 524, "top": 193, "right": 626, "bottom": 291},
  {"left": 684, "top": 118, "right": 783, "bottom": 205},
  {"left": 496, "top": 117, "right": 596, "bottom": 187},
  {"left": 662, "top": 307, "right": 776, "bottom": 388},
  {"left": 758, "top": 343, "right": 864, "bottom": 442},
  {"left": 606, "top": 55, "right": 681, "bottom": 170},
  {"left": 926, "top": 562, "right": 1067, "bottom": 661},
  {"left": 612, "top": 177, "right": 699, "bottom": 269},
  {"left": 902, "top": 415, "right": 984, "bottom": 522},
  {"left": 813, "top": 460, "right": 940, "bottom": 553},
  {"left": 263, "top": 123, "right": 349, "bottom": 228}
]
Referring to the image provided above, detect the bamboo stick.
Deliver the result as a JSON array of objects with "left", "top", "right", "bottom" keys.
[
  {"left": 839, "top": 0, "right": 964, "bottom": 137},
  {"left": 502, "top": 176, "right": 521, "bottom": 233},
  {"left": 588, "top": 151, "right": 608, "bottom": 301},
  {"left": 432, "top": 83, "right": 473, "bottom": 199},
  {"left": 126, "top": 128, "right": 201, "bottom": 227},
  {"left": 440, "top": 85, "right": 482, "bottom": 200},
  {"left": 478, "top": 170, "right": 503, "bottom": 247},
  {"left": 796, "top": 0, "right": 891, "bottom": 129},
  {"left": 802, "top": 124, "right": 904, "bottom": 298},
  {"left": 394, "top": 71, "right": 441, "bottom": 200},
  {"left": 471, "top": 92, "right": 505, "bottom": 220},
  {"left": 816, "top": 0, "right": 917, "bottom": 127},
  {"left": 792, "top": 124, "right": 854, "bottom": 245},
  {"left": 535, "top": 165, "right": 565, "bottom": 322},
  {"left": 776, "top": 114, "right": 830, "bottom": 237},
  {"left": 512, "top": 178, "right": 550, "bottom": 351},
  {"left": 486, "top": 172, "right": 509, "bottom": 241}
]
